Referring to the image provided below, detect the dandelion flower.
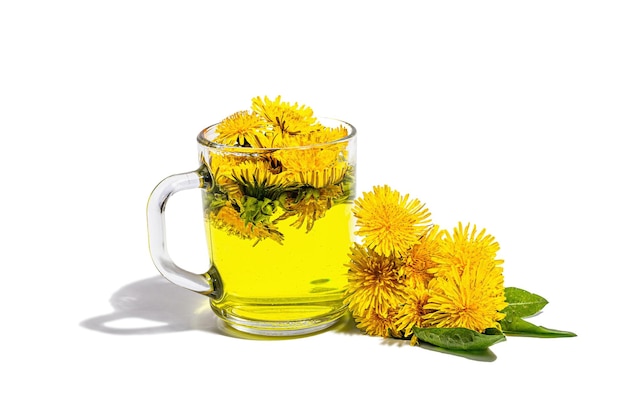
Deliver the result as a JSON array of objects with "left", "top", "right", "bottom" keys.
[
  {"left": 431, "top": 222, "right": 503, "bottom": 277},
  {"left": 276, "top": 147, "right": 338, "bottom": 173},
  {"left": 354, "top": 308, "right": 402, "bottom": 338},
  {"left": 305, "top": 126, "right": 349, "bottom": 145},
  {"left": 294, "top": 166, "right": 348, "bottom": 189},
  {"left": 230, "top": 160, "right": 293, "bottom": 196},
  {"left": 215, "top": 111, "right": 268, "bottom": 147},
  {"left": 400, "top": 225, "right": 442, "bottom": 287},
  {"left": 344, "top": 244, "right": 406, "bottom": 318},
  {"left": 276, "top": 147, "right": 347, "bottom": 188},
  {"left": 210, "top": 205, "right": 283, "bottom": 244},
  {"left": 422, "top": 261, "right": 507, "bottom": 333},
  {"left": 251, "top": 95, "right": 317, "bottom": 140},
  {"left": 278, "top": 185, "right": 343, "bottom": 232},
  {"left": 395, "top": 283, "right": 431, "bottom": 337},
  {"left": 354, "top": 185, "right": 431, "bottom": 257}
]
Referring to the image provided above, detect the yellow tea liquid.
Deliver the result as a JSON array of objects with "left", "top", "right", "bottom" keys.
[{"left": 205, "top": 202, "right": 354, "bottom": 333}]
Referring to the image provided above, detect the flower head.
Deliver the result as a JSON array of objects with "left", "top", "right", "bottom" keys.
[
  {"left": 210, "top": 205, "right": 283, "bottom": 244},
  {"left": 354, "top": 308, "right": 402, "bottom": 338},
  {"left": 431, "top": 222, "right": 503, "bottom": 277},
  {"left": 422, "top": 261, "right": 507, "bottom": 333},
  {"left": 395, "top": 283, "right": 431, "bottom": 337},
  {"left": 277, "top": 184, "right": 343, "bottom": 232},
  {"left": 230, "top": 160, "right": 293, "bottom": 198},
  {"left": 275, "top": 147, "right": 338, "bottom": 173},
  {"left": 276, "top": 146, "right": 347, "bottom": 188},
  {"left": 305, "top": 126, "right": 349, "bottom": 146},
  {"left": 353, "top": 185, "right": 431, "bottom": 257},
  {"left": 251, "top": 95, "right": 318, "bottom": 141},
  {"left": 215, "top": 111, "right": 268, "bottom": 147},
  {"left": 400, "top": 225, "right": 442, "bottom": 287},
  {"left": 344, "top": 244, "right": 406, "bottom": 318}
]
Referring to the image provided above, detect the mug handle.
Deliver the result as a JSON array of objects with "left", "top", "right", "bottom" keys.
[{"left": 146, "top": 169, "right": 216, "bottom": 295}]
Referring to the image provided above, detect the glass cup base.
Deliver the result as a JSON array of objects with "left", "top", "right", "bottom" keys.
[{"left": 211, "top": 303, "right": 347, "bottom": 337}]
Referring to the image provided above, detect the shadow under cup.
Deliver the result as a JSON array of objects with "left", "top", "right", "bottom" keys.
[{"left": 148, "top": 118, "right": 356, "bottom": 336}]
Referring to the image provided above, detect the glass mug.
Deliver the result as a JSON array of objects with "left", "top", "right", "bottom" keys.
[{"left": 147, "top": 118, "right": 356, "bottom": 336}]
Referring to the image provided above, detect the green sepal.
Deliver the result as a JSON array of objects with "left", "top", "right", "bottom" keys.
[
  {"left": 502, "top": 287, "right": 548, "bottom": 318},
  {"left": 240, "top": 196, "right": 278, "bottom": 225},
  {"left": 295, "top": 187, "right": 321, "bottom": 203},
  {"left": 412, "top": 327, "right": 506, "bottom": 351},
  {"left": 500, "top": 317, "right": 577, "bottom": 338}
]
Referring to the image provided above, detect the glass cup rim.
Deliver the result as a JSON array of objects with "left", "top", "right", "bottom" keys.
[{"left": 196, "top": 117, "right": 356, "bottom": 152}]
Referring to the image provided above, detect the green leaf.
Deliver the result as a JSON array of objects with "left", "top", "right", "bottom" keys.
[
  {"left": 412, "top": 327, "right": 506, "bottom": 351},
  {"left": 502, "top": 287, "right": 548, "bottom": 319},
  {"left": 501, "top": 316, "right": 577, "bottom": 338},
  {"left": 419, "top": 343, "right": 499, "bottom": 362}
]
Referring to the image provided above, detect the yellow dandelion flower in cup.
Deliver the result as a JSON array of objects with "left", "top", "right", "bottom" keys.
[
  {"left": 354, "top": 308, "right": 402, "bottom": 338},
  {"left": 305, "top": 126, "right": 350, "bottom": 146},
  {"left": 293, "top": 166, "right": 348, "bottom": 189},
  {"left": 430, "top": 222, "right": 503, "bottom": 277},
  {"left": 276, "top": 147, "right": 338, "bottom": 173},
  {"left": 278, "top": 184, "right": 343, "bottom": 232},
  {"left": 276, "top": 147, "right": 347, "bottom": 188},
  {"left": 354, "top": 185, "right": 431, "bottom": 257},
  {"left": 422, "top": 261, "right": 507, "bottom": 333},
  {"left": 344, "top": 244, "right": 406, "bottom": 318},
  {"left": 215, "top": 111, "right": 268, "bottom": 147},
  {"left": 210, "top": 205, "right": 283, "bottom": 244},
  {"left": 400, "top": 225, "right": 442, "bottom": 288},
  {"left": 229, "top": 160, "right": 293, "bottom": 192},
  {"left": 209, "top": 153, "right": 250, "bottom": 182},
  {"left": 251, "top": 95, "right": 317, "bottom": 139},
  {"left": 282, "top": 126, "right": 350, "bottom": 160},
  {"left": 395, "top": 283, "right": 431, "bottom": 338}
]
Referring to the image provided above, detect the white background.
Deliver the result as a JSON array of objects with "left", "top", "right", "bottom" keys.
[{"left": 1, "top": 1, "right": 624, "bottom": 415}]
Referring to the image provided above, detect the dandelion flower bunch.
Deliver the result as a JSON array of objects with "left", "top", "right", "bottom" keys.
[
  {"left": 345, "top": 185, "right": 507, "bottom": 342},
  {"left": 345, "top": 185, "right": 575, "bottom": 351}
]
